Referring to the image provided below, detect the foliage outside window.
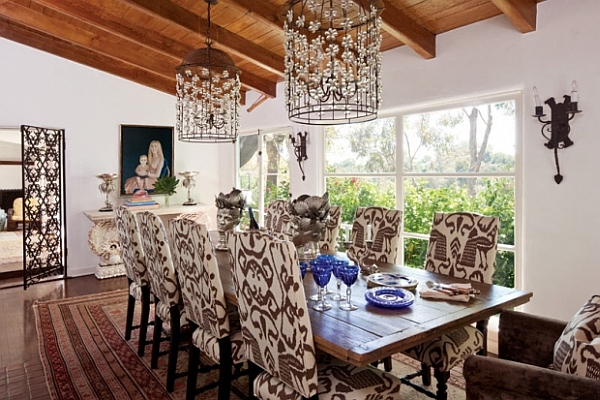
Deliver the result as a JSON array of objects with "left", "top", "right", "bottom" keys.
[
  {"left": 238, "top": 129, "right": 290, "bottom": 229},
  {"left": 324, "top": 95, "right": 518, "bottom": 288}
]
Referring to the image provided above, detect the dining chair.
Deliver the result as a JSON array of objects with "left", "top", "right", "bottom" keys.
[
  {"left": 401, "top": 211, "right": 500, "bottom": 400},
  {"left": 320, "top": 205, "right": 341, "bottom": 252},
  {"left": 114, "top": 206, "right": 152, "bottom": 356},
  {"left": 176, "top": 211, "right": 212, "bottom": 228},
  {"left": 168, "top": 218, "right": 246, "bottom": 400},
  {"left": 264, "top": 199, "right": 292, "bottom": 240},
  {"left": 137, "top": 210, "right": 188, "bottom": 392},
  {"left": 227, "top": 230, "right": 402, "bottom": 400},
  {"left": 346, "top": 206, "right": 403, "bottom": 265}
]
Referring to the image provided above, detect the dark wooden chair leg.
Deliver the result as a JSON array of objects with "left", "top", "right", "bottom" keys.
[
  {"left": 248, "top": 361, "right": 261, "bottom": 400},
  {"left": 186, "top": 323, "right": 199, "bottom": 400},
  {"left": 421, "top": 363, "right": 431, "bottom": 386},
  {"left": 138, "top": 286, "right": 151, "bottom": 357},
  {"left": 218, "top": 337, "right": 232, "bottom": 400},
  {"left": 151, "top": 297, "right": 162, "bottom": 369},
  {"left": 476, "top": 318, "right": 489, "bottom": 356},
  {"left": 433, "top": 369, "right": 450, "bottom": 400},
  {"left": 125, "top": 279, "right": 135, "bottom": 341},
  {"left": 383, "top": 356, "right": 393, "bottom": 372},
  {"left": 166, "top": 306, "right": 181, "bottom": 393}
]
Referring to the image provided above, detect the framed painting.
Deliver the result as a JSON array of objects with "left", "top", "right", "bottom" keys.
[{"left": 119, "top": 125, "right": 174, "bottom": 196}]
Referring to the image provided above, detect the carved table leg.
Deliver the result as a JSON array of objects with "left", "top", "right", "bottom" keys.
[{"left": 87, "top": 219, "right": 125, "bottom": 279}]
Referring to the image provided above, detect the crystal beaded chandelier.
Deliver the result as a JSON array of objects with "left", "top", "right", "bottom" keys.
[
  {"left": 283, "top": 0, "right": 383, "bottom": 125},
  {"left": 175, "top": 0, "right": 241, "bottom": 143}
]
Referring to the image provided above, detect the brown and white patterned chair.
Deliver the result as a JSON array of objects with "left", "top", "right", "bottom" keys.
[
  {"left": 168, "top": 218, "right": 246, "bottom": 400},
  {"left": 346, "top": 206, "right": 403, "bottom": 265},
  {"left": 228, "top": 230, "right": 402, "bottom": 400},
  {"left": 264, "top": 199, "right": 292, "bottom": 240},
  {"left": 114, "top": 206, "right": 152, "bottom": 356},
  {"left": 320, "top": 205, "right": 342, "bottom": 253},
  {"left": 402, "top": 211, "right": 500, "bottom": 400},
  {"left": 137, "top": 211, "right": 188, "bottom": 393}
]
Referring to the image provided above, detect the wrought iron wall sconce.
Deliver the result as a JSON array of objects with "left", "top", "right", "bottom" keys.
[
  {"left": 533, "top": 81, "right": 582, "bottom": 184},
  {"left": 290, "top": 131, "right": 308, "bottom": 181}
]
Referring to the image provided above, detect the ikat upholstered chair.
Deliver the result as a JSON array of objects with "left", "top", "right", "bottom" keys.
[
  {"left": 227, "top": 230, "right": 402, "bottom": 400},
  {"left": 175, "top": 211, "right": 212, "bottom": 229},
  {"left": 402, "top": 211, "right": 500, "bottom": 400},
  {"left": 137, "top": 211, "right": 188, "bottom": 393},
  {"left": 320, "top": 205, "right": 342, "bottom": 253},
  {"left": 346, "top": 206, "right": 403, "bottom": 265},
  {"left": 114, "top": 206, "right": 151, "bottom": 357},
  {"left": 464, "top": 307, "right": 600, "bottom": 400},
  {"left": 264, "top": 199, "right": 292, "bottom": 240},
  {"left": 168, "top": 218, "right": 246, "bottom": 400}
]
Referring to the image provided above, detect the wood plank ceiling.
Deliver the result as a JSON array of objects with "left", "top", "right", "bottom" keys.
[{"left": 0, "top": 0, "right": 544, "bottom": 107}]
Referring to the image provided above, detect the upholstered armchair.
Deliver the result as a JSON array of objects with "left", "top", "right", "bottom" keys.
[
  {"left": 464, "top": 310, "right": 600, "bottom": 400},
  {"left": 7, "top": 197, "right": 39, "bottom": 231}
]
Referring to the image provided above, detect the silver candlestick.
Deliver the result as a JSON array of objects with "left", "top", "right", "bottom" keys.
[
  {"left": 179, "top": 171, "right": 198, "bottom": 206},
  {"left": 96, "top": 173, "right": 118, "bottom": 212}
]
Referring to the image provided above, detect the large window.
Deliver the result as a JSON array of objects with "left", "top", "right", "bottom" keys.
[
  {"left": 324, "top": 93, "right": 519, "bottom": 288},
  {"left": 238, "top": 128, "right": 290, "bottom": 228}
]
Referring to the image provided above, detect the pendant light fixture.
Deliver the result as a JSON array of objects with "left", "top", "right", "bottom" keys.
[
  {"left": 283, "top": 0, "right": 384, "bottom": 125},
  {"left": 175, "top": 0, "right": 241, "bottom": 143}
]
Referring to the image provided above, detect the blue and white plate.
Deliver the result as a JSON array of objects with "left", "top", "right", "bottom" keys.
[
  {"left": 367, "top": 273, "right": 418, "bottom": 290},
  {"left": 365, "top": 287, "right": 415, "bottom": 309}
]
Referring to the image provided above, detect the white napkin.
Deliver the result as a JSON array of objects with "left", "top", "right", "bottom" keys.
[{"left": 419, "top": 283, "right": 474, "bottom": 303}]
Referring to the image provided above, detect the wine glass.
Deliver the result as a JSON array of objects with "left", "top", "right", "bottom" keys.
[
  {"left": 339, "top": 264, "right": 360, "bottom": 311},
  {"left": 316, "top": 254, "right": 335, "bottom": 294},
  {"left": 299, "top": 261, "right": 308, "bottom": 280},
  {"left": 308, "top": 259, "right": 323, "bottom": 301},
  {"left": 311, "top": 264, "right": 333, "bottom": 311},
  {"left": 330, "top": 259, "right": 349, "bottom": 301}
]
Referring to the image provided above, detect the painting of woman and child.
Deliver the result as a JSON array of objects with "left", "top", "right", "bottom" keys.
[{"left": 119, "top": 125, "right": 174, "bottom": 196}]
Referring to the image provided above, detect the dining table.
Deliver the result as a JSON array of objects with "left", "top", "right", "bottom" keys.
[{"left": 213, "top": 241, "right": 533, "bottom": 368}]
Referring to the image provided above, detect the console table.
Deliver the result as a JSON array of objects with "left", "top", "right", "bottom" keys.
[{"left": 83, "top": 204, "right": 212, "bottom": 279}]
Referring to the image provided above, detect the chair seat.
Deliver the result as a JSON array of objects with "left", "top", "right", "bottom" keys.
[
  {"left": 402, "top": 326, "right": 484, "bottom": 371},
  {"left": 253, "top": 353, "right": 401, "bottom": 400},
  {"left": 192, "top": 328, "right": 245, "bottom": 365},
  {"left": 155, "top": 300, "right": 188, "bottom": 328}
]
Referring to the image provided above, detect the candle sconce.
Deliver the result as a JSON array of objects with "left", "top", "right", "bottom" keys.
[
  {"left": 533, "top": 81, "right": 582, "bottom": 184},
  {"left": 290, "top": 131, "right": 308, "bottom": 181}
]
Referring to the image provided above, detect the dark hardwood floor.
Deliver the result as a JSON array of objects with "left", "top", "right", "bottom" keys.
[{"left": 0, "top": 274, "right": 128, "bottom": 399}]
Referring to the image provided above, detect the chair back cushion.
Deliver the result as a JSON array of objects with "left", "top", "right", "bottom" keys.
[
  {"left": 114, "top": 206, "right": 148, "bottom": 286},
  {"left": 264, "top": 199, "right": 292, "bottom": 240},
  {"left": 168, "top": 218, "right": 230, "bottom": 338},
  {"left": 320, "top": 205, "right": 341, "bottom": 252},
  {"left": 347, "top": 206, "right": 403, "bottom": 264},
  {"left": 554, "top": 295, "right": 600, "bottom": 379},
  {"left": 228, "top": 231, "right": 318, "bottom": 398},
  {"left": 137, "top": 211, "right": 180, "bottom": 306},
  {"left": 424, "top": 212, "right": 499, "bottom": 284}
]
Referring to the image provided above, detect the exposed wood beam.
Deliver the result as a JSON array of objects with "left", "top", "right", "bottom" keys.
[
  {"left": 380, "top": 0, "right": 436, "bottom": 59},
  {"left": 222, "top": 0, "right": 283, "bottom": 32},
  {"left": 28, "top": 0, "right": 276, "bottom": 97},
  {"left": 120, "top": 0, "right": 285, "bottom": 77},
  {"left": 491, "top": 0, "right": 537, "bottom": 33},
  {"left": 0, "top": 17, "right": 177, "bottom": 95}
]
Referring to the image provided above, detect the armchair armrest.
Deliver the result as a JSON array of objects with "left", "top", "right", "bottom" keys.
[
  {"left": 464, "top": 355, "right": 600, "bottom": 400},
  {"left": 498, "top": 310, "right": 566, "bottom": 367}
]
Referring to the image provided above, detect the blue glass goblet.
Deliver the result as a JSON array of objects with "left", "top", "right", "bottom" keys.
[
  {"left": 330, "top": 259, "right": 349, "bottom": 301},
  {"left": 339, "top": 264, "right": 360, "bottom": 311},
  {"left": 311, "top": 264, "right": 333, "bottom": 311},
  {"left": 316, "top": 254, "right": 335, "bottom": 294},
  {"left": 308, "top": 259, "right": 323, "bottom": 301},
  {"left": 299, "top": 261, "right": 308, "bottom": 280}
]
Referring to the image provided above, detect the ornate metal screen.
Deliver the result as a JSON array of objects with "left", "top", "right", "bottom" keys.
[{"left": 21, "top": 125, "right": 66, "bottom": 288}]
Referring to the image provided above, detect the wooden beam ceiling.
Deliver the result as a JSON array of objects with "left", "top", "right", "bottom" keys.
[
  {"left": 491, "top": 0, "right": 537, "bottom": 33},
  {"left": 380, "top": 0, "right": 436, "bottom": 59}
]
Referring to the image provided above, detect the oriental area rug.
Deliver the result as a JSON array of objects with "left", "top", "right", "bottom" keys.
[{"left": 34, "top": 290, "right": 465, "bottom": 400}]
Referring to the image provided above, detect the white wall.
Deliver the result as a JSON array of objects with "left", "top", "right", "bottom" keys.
[
  {"left": 0, "top": 39, "right": 225, "bottom": 276},
  {"left": 240, "top": 0, "right": 600, "bottom": 321}
]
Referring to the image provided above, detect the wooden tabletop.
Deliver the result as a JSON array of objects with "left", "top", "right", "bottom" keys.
[{"left": 214, "top": 242, "right": 532, "bottom": 367}]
